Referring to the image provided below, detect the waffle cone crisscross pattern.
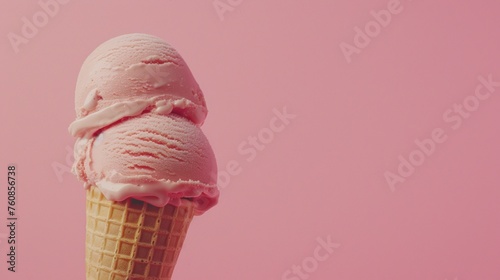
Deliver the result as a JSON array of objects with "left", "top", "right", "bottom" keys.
[{"left": 86, "top": 186, "right": 194, "bottom": 280}]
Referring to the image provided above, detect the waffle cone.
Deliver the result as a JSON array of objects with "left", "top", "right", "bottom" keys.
[{"left": 85, "top": 186, "right": 194, "bottom": 280}]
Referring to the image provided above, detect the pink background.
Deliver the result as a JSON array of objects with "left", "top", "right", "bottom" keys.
[{"left": 1, "top": 0, "right": 500, "bottom": 279}]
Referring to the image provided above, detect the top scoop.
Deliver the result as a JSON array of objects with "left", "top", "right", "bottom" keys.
[
  {"left": 69, "top": 33, "right": 208, "bottom": 138},
  {"left": 69, "top": 34, "right": 218, "bottom": 215}
]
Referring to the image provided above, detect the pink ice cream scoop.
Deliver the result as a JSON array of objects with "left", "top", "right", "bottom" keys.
[
  {"left": 69, "top": 33, "right": 207, "bottom": 139},
  {"left": 82, "top": 113, "right": 217, "bottom": 214},
  {"left": 69, "top": 33, "right": 218, "bottom": 215}
]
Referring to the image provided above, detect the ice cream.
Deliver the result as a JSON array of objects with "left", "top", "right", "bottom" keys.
[
  {"left": 69, "top": 33, "right": 218, "bottom": 215},
  {"left": 69, "top": 33, "right": 218, "bottom": 279},
  {"left": 86, "top": 113, "right": 218, "bottom": 214},
  {"left": 72, "top": 33, "right": 207, "bottom": 127}
]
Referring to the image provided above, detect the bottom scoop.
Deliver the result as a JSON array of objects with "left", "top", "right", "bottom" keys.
[{"left": 75, "top": 113, "right": 219, "bottom": 215}]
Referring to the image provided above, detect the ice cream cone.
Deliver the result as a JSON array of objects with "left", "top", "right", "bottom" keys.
[
  {"left": 85, "top": 186, "right": 194, "bottom": 280},
  {"left": 71, "top": 34, "right": 219, "bottom": 279}
]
